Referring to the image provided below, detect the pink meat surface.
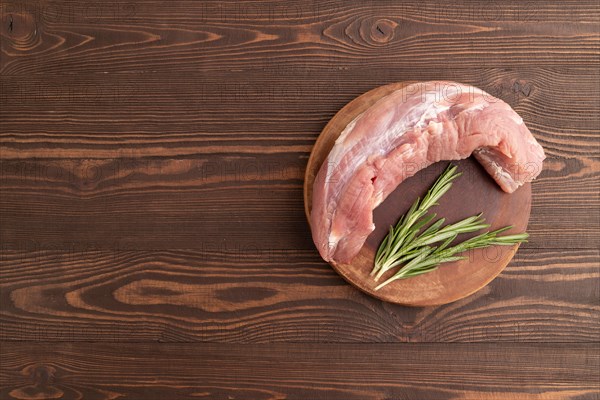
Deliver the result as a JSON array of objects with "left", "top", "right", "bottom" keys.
[{"left": 311, "top": 81, "right": 545, "bottom": 264}]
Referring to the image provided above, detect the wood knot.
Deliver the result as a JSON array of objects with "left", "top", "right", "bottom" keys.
[
  {"left": 370, "top": 19, "right": 396, "bottom": 43},
  {"left": 8, "top": 364, "right": 63, "bottom": 399},
  {"left": 2, "top": 11, "right": 38, "bottom": 48},
  {"left": 511, "top": 80, "right": 533, "bottom": 97},
  {"left": 28, "top": 364, "right": 55, "bottom": 385}
]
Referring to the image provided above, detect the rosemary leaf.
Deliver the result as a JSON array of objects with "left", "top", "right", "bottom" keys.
[{"left": 372, "top": 164, "right": 529, "bottom": 290}]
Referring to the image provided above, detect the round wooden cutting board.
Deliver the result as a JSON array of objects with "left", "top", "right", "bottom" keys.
[{"left": 304, "top": 82, "right": 532, "bottom": 306}]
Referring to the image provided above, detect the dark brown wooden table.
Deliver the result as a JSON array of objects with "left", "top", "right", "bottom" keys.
[{"left": 1, "top": 1, "right": 599, "bottom": 399}]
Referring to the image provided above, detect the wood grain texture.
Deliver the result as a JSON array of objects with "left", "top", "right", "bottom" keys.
[
  {"left": 1, "top": 247, "right": 598, "bottom": 343},
  {"left": 1, "top": 68, "right": 598, "bottom": 158},
  {"left": 1, "top": 0, "right": 599, "bottom": 397},
  {"left": 1, "top": 155, "right": 597, "bottom": 251},
  {"left": 1, "top": 1, "right": 599, "bottom": 75},
  {"left": 1, "top": 343, "right": 598, "bottom": 400}
]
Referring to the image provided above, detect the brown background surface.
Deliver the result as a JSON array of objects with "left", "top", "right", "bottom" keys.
[{"left": 1, "top": 1, "right": 599, "bottom": 399}]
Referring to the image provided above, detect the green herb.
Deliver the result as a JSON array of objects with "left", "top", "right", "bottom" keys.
[
  {"left": 372, "top": 213, "right": 489, "bottom": 281},
  {"left": 372, "top": 164, "right": 529, "bottom": 290},
  {"left": 372, "top": 164, "right": 462, "bottom": 278}
]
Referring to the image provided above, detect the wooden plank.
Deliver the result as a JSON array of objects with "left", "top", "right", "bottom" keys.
[
  {"left": 0, "top": 342, "right": 598, "bottom": 399},
  {"left": 1, "top": 247, "right": 597, "bottom": 342},
  {"left": 1, "top": 0, "right": 598, "bottom": 398},
  {"left": 1, "top": 156, "right": 597, "bottom": 251},
  {"left": 1, "top": 68, "right": 598, "bottom": 159},
  {"left": 1, "top": 1, "right": 598, "bottom": 75}
]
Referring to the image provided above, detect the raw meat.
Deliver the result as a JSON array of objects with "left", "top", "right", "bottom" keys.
[{"left": 310, "top": 81, "right": 545, "bottom": 264}]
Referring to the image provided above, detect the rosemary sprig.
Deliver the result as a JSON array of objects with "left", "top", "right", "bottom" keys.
[
  {"left": 372, "top": 163, "right": 529, "bottom": 290},
  {"left": 371, "top": 164, "right": 462, "bottom": 277},
  {"left": 372, "top": 213, "right": 490, "bottom": 281},
  {"left": 374, "top": 228, "right": 528, "bottom": 290}
]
